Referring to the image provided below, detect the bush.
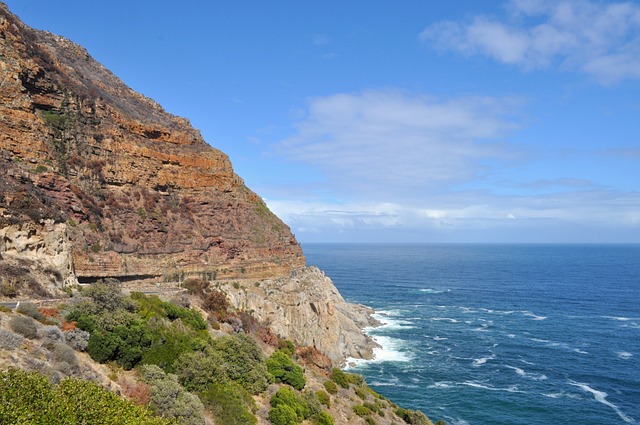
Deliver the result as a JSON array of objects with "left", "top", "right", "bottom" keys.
[
  {"left": 38, "top": 325, "right": 65, "bottom": 343},
  {"left": 268, "top": 404, "right": 299, "bottom": 425},
  {"left": 353, "top": 404, "right": 372, "bottom": 417},
  {"left": 313, "top": 411, "right": 335, "bottom": 425},
  {"left": 142, "top": 319, "right": 208, "bottom": 373},
  {"left": 0, "top": 368, "right": 174, "bottom": 424},
  {"left": 202, "top": 290, "right": 229, "bottom": 319},
  {"left": 199, "top": 382, "right": 257, "bottom": 425},
  {"left": 323, "top": 380, "right": 338, "bottom": 395},
  {"left": 173, "top": 348, "right": 226, "bottom": 391},
  {"left": 270, "top": 386, "right": 310, "bottom": 421},
  {"left": 0, "top": 280, "right": 17, "bottom": 297},
  {"left": 47, "top": 341, "right": 78, "bottom": 366},
  {"left": 132, "top": 292, "right": 206, "bottom": 331},
  {"left": 183, "top": 278, "right": 209, "bottom": 297},
  {"left": 17, "top": 302, "right": 44, "bottom": 321},
  {"left": 266, "top": 350, "right": 306, "bottom": 390},
  {"left": 64, "top": 329, "right": 90, "bottom": 351},
  {"left": 395, "top": 407, "right": 432, "bottom": 425},
  {"left": 141, "top": 365, "right": 205, "bottom": 425},
  {"left": 9, "top": 315, "right": 38, "bottom": 339},
  {"left": 81, "top": 279, "right": 134, "bottom": 312},
  {"left": 330, "top": 368, "right": 350, "bottom": 389},
  {"left": 316, "top": 390, "right": 330, "bottom": 407},
  {"left": 86, "top": 320, "right": 151, "bottom": 370},
  {"left": 0, "top": 328, "right": 24, "bottom": 350},
  {"left": 210, "top": 334, "right": 271, "bottom": 394}
]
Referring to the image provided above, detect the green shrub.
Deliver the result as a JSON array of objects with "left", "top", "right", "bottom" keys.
[
  {"left": 312, "top": 411, "right": 335, "bottom": 425},
  {"left": 141, "top": 365, "right": 205, "bottom": 425},
  {"left": 199, "top": 382, "right": 257, "bottom": 425},
  {"left": 316, "top": 389, "right": 330, "bottom": 407},
  {"left": 210, "top": 334, "right": 271, "bottom": 394},
  {"left": 277, "top": 339, "right": 296, "bottom": 356},
  {"left": 131, "top": 292, "right": 207, "bottom": 331},
  {"left": 395, "top": 407, "right": 432, "bottom": 425},
  {"left": 9, "top": 315, "right": 38, "bottom": 339},
  {"left": 0, "top": 368, "right": 174, "bottom": 424},
  {"left": 330, "top": 368, "right": 350, "bottom": 389},
  {"left": 268, "top": 404, "right": 299, "bottom": 425},
  {"left": 80, "top": 279, "right": 134, "bottom": 312},
  {"left": 0, "top": 280, "right": 17, "bottom": 298},
  {"left": 17, "top": 302, "right": 44, "bottom": 321},
  {"left": 270, "top": 386, "right": 310, "bottom": 421},
  {"left": 266, "top": 349, "right": 306, "bottom": 390},
  {"left": 323, "top": 379, "right": 338, "bottom": 395},
  {"left": 353, "top": 404, "right": 372, "bottom": 417},
  {"left": 355, "top": 386, "right": 368, "bottom": 400},
  {"left": 86, "top": 320, "right": 151, "bottom": 369},
  {"left": 365, "top": 417, "right": 378, "bottom": 425},
  {"left": 173, "top": 348, "right": 226, "bottom": 391}
]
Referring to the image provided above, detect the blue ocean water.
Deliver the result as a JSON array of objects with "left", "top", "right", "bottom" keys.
[{"left": 303, "top": 244, "right": 640, "bottom": 425}]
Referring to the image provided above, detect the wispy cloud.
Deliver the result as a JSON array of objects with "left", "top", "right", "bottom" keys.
[
  {"left": 420, "top": 0, "right": 640, "bottom": 84},
  {"left": 274, "top": 90, "right": 522, "bottom": 201}
]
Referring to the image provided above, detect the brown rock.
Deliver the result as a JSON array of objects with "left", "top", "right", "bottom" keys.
[{"left": 0, "top": 4, "right": 304, "bottom": 283}]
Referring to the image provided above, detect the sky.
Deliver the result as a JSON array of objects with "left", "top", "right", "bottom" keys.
[{"left": 5, "top": 0, "right": 640, "bottom": 243}]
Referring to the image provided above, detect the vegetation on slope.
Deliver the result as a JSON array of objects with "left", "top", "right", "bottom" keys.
[{"left": 0, "top": 278, "right": 443, "bottom": 425}]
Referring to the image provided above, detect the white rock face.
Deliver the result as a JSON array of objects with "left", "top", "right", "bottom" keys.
[
  {"left": 0, "top": 219, "right": 77, "bottom": 288},
  {"left": 224, "top": 266, "right": 380, "bottom": 365}
]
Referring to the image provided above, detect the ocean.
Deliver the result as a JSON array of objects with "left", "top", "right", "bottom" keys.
[{"left": 302, "top": 244, "right": 640, "bottom": 425}]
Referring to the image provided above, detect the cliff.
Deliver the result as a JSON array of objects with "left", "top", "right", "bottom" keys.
[{"left": 0, "top": 3, "right": 304, "bottom": 284}]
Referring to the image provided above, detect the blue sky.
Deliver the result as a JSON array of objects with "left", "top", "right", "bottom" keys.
[{"left": 7, "top": 0, "right": 640, "bottom": 243}]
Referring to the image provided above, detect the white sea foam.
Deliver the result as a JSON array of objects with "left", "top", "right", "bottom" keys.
[
  {"left": 433, "top": 336, "right": 448, "bottom": 341},
  {"left": 461, "top": 381, "right": 525, "bottom": 393},
  {"left": 570, "top": 381, "right": 636, "bottom": 423},
  {"left": 505, "top": 365, "right": 547, "bottom": 381},
  {"left": 574, "top": 348, "right": 589, "bottom": 355},
  {"left": 370, "top": 312, "right": 416, "bottom": 331},
  {"left": 472, "top": 354, "right": 496, "bottom": 366},
  {"left": 346, "top": 334, "right": 412, "bottom": 369},
  {"left": 429, "top": 381, "right": 452, "bottom": 389},
  {"left": 616, "top": 351, "right": 633, "bottom": 360},
  {"left": 522, "top": 311, "right": 548, "bottom": 320},
  {"left": 431, "top": 317, "right": 460, "bottom": 323},
  {"left": 419, "top": 288, "right": 450, "bottom": 294}
]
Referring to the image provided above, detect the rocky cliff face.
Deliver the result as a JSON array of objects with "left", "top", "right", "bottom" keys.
[
  {"left": 223, "top": 267, "right": 380, "bottom": 364},
  {"left": 0, "top": 4, "right": 304, "bottom": 282}
]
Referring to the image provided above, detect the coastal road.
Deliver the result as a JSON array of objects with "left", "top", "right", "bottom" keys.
[{"left": 0, "top": 301, "right": 20, "bottom": 309}]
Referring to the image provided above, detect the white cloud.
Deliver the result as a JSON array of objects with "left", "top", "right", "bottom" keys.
[
  {"left": 267, "top": 189, "right": 640, "bottom": 242},
  {"left": 420, "top": 0, "right": 640, "bottom": 83},
  {"left": 274, "top": 90, "right": 521, "bottom": 201}
]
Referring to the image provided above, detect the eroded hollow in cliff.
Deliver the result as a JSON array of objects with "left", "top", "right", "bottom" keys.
[{"left": 76, "top": 274, "right": 159, "bottom": 284}]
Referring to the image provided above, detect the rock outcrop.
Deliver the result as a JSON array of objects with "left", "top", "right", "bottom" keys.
[
  {"left": 223, "top": 267, "right": 380, "bottom": 364},
  {"left": 0, "top": 3, "right": 304, "bottom": 283}
]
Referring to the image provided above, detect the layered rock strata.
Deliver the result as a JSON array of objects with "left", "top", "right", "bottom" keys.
[{"left": 0, "top": 3, "right": 304, "bottom": 282}]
